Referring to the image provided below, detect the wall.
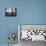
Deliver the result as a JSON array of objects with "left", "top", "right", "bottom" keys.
[{"left": 0, "top": 0, "right": 46, "bottom": 44}]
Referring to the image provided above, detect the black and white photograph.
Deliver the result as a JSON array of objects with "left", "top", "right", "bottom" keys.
[{"left": 5, "top": 8, "right": 17, "bottom": 16}]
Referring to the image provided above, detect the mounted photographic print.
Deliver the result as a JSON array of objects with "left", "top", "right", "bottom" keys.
[{"left": 5, "top": 8, "right": 17, "bottom": 16}]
